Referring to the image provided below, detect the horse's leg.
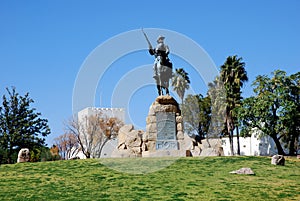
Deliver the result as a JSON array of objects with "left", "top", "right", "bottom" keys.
[
  {"left": 160, "top": 80, "right": 164, "bottom": 95},
  {"left": 159, "top": 82, "right": 164, "bottom": 95},
  {"left": 155, "top": 74, "right": 161, "bottom": 96},
  {"left": 165, "top": 79, "right": 170, "bottom": 95},
  {"left": 161, "top": 80, "right": 168, "bottom": 95},
  {"left": 162, "top": 85, "right": 167, "bottom": 95},
  {"left": 159, "top": 75, "right": 164, "bottom": 96},
  {"left": 157, "top": 84, "right": 161, "bottom": 96},
  {"left": 166, "top": 87, "right": 169, "bottom": 95}
]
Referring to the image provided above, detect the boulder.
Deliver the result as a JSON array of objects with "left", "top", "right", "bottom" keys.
[
  {"left": 125, "top": 130, "right": 142, "bottom": 148},
  {"left": 17, "top": 148, "right": 30, "bottom": 163},
  {"left": 144, "top": 141, "right": 156, "bottom": 151},
  {"left": 146, "top": 116, "right": 156, "bottom": 124},
  {"left": 113, "top": 124, "right": 144, "bottom": 157},
  {"left": 118, "top": 124, "right": 134, "bottom": 145},
  {"left": 145, "top": 131, "right": 157, "bottom": 141},
  {"left": 199, "top": 148, "right": 220, "bottom": 156},
  {"left": 179, "top": 133, "right": 194, "bottom": 151},
  {"left": 111, "top": 149, "right": 141, "bottom": 158},
  {"left": 146, "top": 123, "right": 157, "bottom": 134},
  {"left": 177, "top": 123, "right": 183, "bottom": 131},
  {"left": 271, "top": 155, "right": 285, "bottom": 166},
  {"left": 177, "top": 131, "right": 184, "bottom": 140},
  {"left": 199, "top": 139, "right": 224, "bottom": 156},
  {"left": 230, "top": 167, "right": 255, "bottom": 175},
  {"left": 176, "top": 115, "right": 183, "bottom": 123}
]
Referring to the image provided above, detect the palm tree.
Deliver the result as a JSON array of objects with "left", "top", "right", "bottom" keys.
[
  {"left": 220, "top": 55, "right": 248, "bottom": 155},
  {"left": 171, "top": 68, "right": 191, "bottom": 104}
]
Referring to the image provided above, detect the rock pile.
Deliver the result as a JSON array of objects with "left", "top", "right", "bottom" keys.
[
  {"left": 111, "top": 124, "right": 144, "bottom": 157},
  {"left": 199, "top": 139, "right": 224, "bottom": 157}
]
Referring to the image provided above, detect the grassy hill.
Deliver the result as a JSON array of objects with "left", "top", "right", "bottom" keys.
[{"left": 0, "top": 156, "right": 299, "bottom": 201}]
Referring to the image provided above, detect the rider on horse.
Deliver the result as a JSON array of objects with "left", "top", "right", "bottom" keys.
[{"left": 148, "top": 35, "right": 173, "bottom": 95}]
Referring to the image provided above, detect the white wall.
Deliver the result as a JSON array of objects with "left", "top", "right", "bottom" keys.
[
  {"left": 221, "top": 133, "right": 283, "bottom": 156},
  {"left": 78, "top": 107, "right": 125, "bottom": 123}
]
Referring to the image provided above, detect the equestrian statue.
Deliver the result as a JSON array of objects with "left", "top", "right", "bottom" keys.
[{"left": 142, "top": 29, "right": 173, "bottom": 96}]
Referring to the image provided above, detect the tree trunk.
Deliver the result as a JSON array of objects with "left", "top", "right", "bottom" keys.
[
  {"left": 229, "top": 130, "right": 234, "bottom": 156},
  {"left": 236, "top": 126, "right": 241, "bottom": 155},
  {"left": 226, "top": 123, "right": 234, "bottom": 156},
  {"left": 98, "top": 138, "right": 110, "bottom": 158},
  {"left": 288, "top": 132, "right": 296, "bottom": 156},
  {"left": 86, "top": 153, "right": 91, "bottom": 158},
  {"left": 226, "top": 116, "right": 234, "bottom": 156},
  {"left": 270, "top": 134, "right": 286, "bottom": 155},
  {"left": 8, "top": 147, "right": 13, "bottom": 164}
]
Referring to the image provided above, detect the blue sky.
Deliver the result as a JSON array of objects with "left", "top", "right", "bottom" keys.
[{"left": 1, "top": 0, "right": 299, "bottom": 145}]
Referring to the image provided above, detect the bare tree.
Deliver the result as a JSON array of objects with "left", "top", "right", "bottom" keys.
[
  {"left": 54, "top": 132, "right": 78, "bottom": 159},
  {"left": 65, "top": 113, "right": 123, "bottom": 158}
]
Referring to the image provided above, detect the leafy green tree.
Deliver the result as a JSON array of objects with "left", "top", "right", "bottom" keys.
[
  {"left": 182, "top": 94, "right": 211, "bottom": 141},
  {"left": 238, "top": 70, "right": 300, "bottom": 155},
  {"left": 284, "top": 72, "right": 300, "bottom": 155},
  {"left": 171, "top": 68, "right": 191, "bottom": 104},
  {"left": 0, "top": 87, "right": 50, "bottom": 163},
  {"left": 220, "top": 55, "right": 248, "bottom": 155}
]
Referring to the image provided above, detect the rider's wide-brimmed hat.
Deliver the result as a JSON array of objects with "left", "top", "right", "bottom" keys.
[{"left": 157, "top": 35, "right": 165, "bottom": 42}]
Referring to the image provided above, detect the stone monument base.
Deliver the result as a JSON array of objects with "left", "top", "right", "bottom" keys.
[
  {"left": 142, "top": 150, "right": 186, "bottom": 157},
  {"left": 112, "top": 95, "right": 220, "bottom": 158},
  {"left": 143, "top": 95, "right": 183, "bottom": 153}
]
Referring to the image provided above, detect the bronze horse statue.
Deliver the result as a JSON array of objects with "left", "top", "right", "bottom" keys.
[{"left": 153, "top": 54, "right": 173, "bottom": 95}]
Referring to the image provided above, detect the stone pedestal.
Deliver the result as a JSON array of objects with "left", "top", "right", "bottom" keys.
[
  {"left": 143, "top": 95, "right": 185, "bottom": 157},
  {"left": 112, "top": 95, "right": 194, "bottom": 158}
]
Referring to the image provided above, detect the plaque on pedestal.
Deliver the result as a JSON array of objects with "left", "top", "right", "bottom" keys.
[{"left": 156, "top": 112, "right": 178, "bottom": 150}]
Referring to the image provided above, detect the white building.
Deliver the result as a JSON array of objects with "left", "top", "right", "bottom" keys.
[
  {"left": 221, "top": 134, "right": 278, "bottom": 156},
  {"left": 78, "top": 107, "right": 125, "bottom": 123},
  {"left": 220, "top": 128, "right": 291, "bottom": 156}
]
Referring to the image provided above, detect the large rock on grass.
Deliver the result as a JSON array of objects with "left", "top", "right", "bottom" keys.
[
  {"left": 230, "top": 167, "right": 255, "bottom": 175},
  {"left": 17, "top": 148, "right": 30, "bottom": 163},
  {"left": 271, "top": 154, "right": 285, "bottom": 166}
]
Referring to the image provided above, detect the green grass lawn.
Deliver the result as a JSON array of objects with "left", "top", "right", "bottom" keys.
[{"left": 0, "top": 156, "right": 299, "bottom": 201}]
